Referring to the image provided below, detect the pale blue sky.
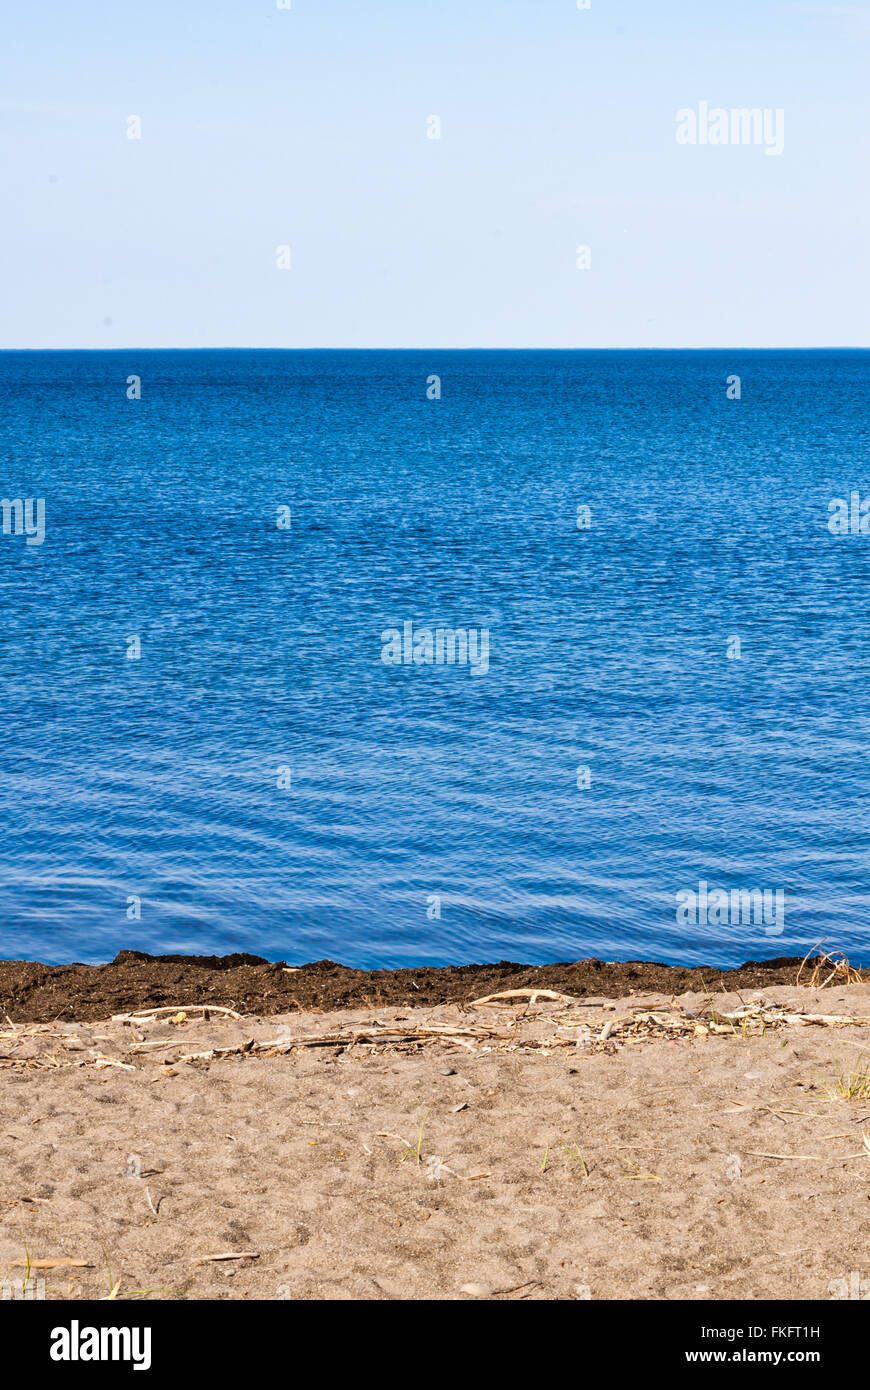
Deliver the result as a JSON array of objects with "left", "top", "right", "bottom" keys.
[{"left": 2, "top": 0, "right": 867, "bottom": 347}]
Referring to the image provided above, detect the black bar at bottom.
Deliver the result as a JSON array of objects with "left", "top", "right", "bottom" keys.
[{"left": 2, "top": 1299, "right": 861, "bottom": 1376}]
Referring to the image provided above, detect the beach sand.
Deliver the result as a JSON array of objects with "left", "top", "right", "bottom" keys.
[{"left": 2, "top": 977, "right": 870, "bottom": 1301}]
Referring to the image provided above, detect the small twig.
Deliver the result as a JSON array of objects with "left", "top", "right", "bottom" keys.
[
  {"left": 112, "top": 1004, "right": 244, "bottom": 1022},
  {"left": 468, "top": 988, "right": 579, "bottom": 1007},
  {"left": 191, "top": 1251, "right": 259, "bottom": 1265}
]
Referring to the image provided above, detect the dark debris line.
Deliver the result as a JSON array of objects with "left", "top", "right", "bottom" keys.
[{"left": 0, "top": 952, "right": 836, "bottom": 1024}]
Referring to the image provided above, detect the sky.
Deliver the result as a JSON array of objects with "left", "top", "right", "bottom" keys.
[{"left": 1, "top": 0, "right": 868, "bottom": 348}]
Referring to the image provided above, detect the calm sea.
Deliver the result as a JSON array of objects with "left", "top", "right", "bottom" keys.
[{"left": 1, "top": 349, "right": 868, "bottom": 967}]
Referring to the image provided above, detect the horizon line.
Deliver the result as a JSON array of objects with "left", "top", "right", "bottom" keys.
[{"left": 1, "top": 345, "right": 868, "bottom": 354}]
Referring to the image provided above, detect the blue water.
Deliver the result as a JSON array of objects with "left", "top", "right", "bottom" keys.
[{"left": 1, "top": 349, "right": 868, "bottom": 968}]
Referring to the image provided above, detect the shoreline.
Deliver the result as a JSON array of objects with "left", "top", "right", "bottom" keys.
[{"left": 0, "top": 949, "right": 854, "bottom": 1023}]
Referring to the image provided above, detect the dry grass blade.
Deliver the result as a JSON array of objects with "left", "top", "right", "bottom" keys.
[
  {"left": 826, "top": 1058, "right": 870, "bottom": 1101},
  {"left": 796, "top": 946, "right": 863, "bottom": 990},
  {"left": 744, "top": 1151, "right": 821, "bottom": 1161},
  {"left": 8, "top": 1258, "right": 94, "bottom": 1269}
]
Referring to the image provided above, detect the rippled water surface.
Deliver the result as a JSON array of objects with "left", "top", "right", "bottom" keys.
[{"left": 1, "top": 349, "right": 868, "bottom": 967}]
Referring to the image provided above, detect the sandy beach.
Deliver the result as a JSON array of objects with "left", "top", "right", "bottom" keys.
[{"left": 3, "top": 960, "right": 870, "bottom": 1301}]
